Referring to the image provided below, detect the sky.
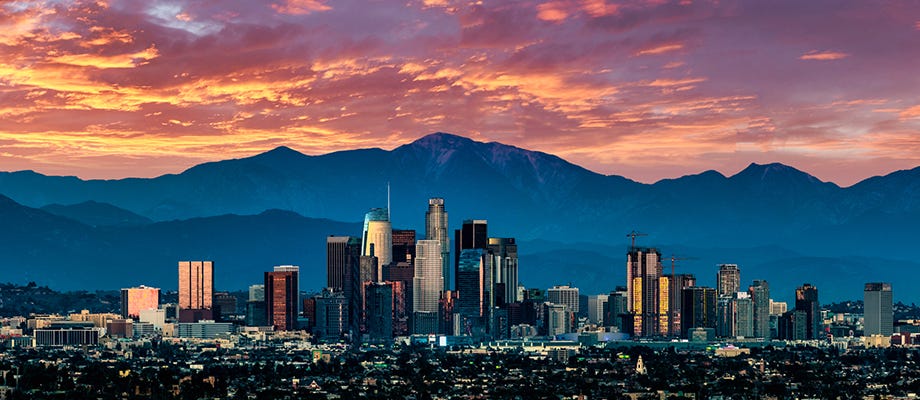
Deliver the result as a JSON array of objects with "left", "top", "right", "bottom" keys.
[{"left": 0, "top": 0, "right": 918, "bottom": 186}]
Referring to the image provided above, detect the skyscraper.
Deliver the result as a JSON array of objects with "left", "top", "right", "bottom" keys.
[
  {"left": 548, "top": 285, "right": 580, "bottom": 314},
  {"left": 795, "top": 283, "right": 820, "bottom": 340},
  {"left": 413, "top": 240, "right": 444, "bottom": 334},
  {"left": 627, "top": 247, "right": 665, "bottom": 337},
  {"left": 666, "top": 274, "right": 696, "bottom": 337},
  {"left": 454, "top": 219, "right": 488, "bottom": 291},
  {"left": 327, "top": 236, "right": 361, "bottom": 291},
  {"left": 265, "top": 267, "right": 298, "bottom": 331},
  {"left": 178, "top": 261, "right": 214, "bottom": 322},
  {"left": 120, "top": 286, "right": 159, "bottom": 319},
  {"left": 748, "top": 280, "right": 770, "bottom": 338},
  {"left": 362, "top": 208, "right": 392, "bottom": 267},
  {"left": 864, "top": 282, "right": 893, "bottom": 337},
  {"left": 425, "top": 198, "right": 450, "bottom": 292},
  {"left": 365, "top": 282, "right": 394, "bottom": 342},
  {"left": 456, "top": 248, "right": 487, "bottom": 320},
  {"left": 246, "top": 284, "right": 266, "bottom": 327},
  {"left": 587, "top": 294, "right": 609, "bottom": 325},
  {"left": 681, "top": 286, "right": 717, "bottom": 338},
  {"left": 731, "top": 292, "right": 754, "bottom": 338},
  {"left": 488, "top": 237, "right": 518, "bottom": 305},
  {"left": 716, "top": 264, "right": 741, "bottom": 297}
]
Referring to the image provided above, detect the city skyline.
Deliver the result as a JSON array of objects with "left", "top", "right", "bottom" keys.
[{"left": 0, "top": 1, "right": 918, "bottom": 185}]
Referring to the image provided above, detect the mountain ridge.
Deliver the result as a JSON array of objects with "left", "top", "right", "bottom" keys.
[{"left": 0, "top": 132, "right": 917, "bottom": 300}]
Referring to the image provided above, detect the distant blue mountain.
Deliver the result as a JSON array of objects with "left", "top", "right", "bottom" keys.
[
  {"left": 41, "top": 201, "right": 153, "bottom": 227},
  {"left": 0, "top": 194, "right": 360, "bottom": 291},
  {"left": 0, "top": 132, "right": 918, "bottom": 301}
]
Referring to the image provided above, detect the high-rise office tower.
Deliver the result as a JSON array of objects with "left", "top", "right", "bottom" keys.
[
  {"left": 681, "top": 286, "right": 717, "bottom": 337},
  {"left": 366, "top": 282, "right": 394, "bottom": 341},
  {"left": 456, "top": 248, "right": 486, "bottom": 319},
  {"left": 314, "top": 289, "right": 348, "bottom": 341},
  {"left": 246, "top": 284, "right": 266, "bottom": 327},
  {"left": 327, "top": 236, "right": 361, "bottom": 291},
  {"left": 357, "top": 255, "right": 379, "bottom": 332},
  {"left": 627, "top": 247, "right": 665, "bottom": 337},
  {"left": 454, "top": 220, "right": 488, "bottom": 291},
  {"left": 488, "top": 237, "right": 518, "bottom": 305},
  {"left": 391, "top": 229, "right": 416, "bottom": 264},
  {"left": 120, "top": 286, "right": 160, "bottom": 319},
  {"left": 731, "top": 292, "right": 754, "bottom": 338},
  {"left": 795, "top": 283, "right": 820, "bottom": 339},
  {"left": 666, "top": 274, "right": 696, "bottom": 337},
  {"left": 363, "top": 208, "right": 392, "bottom": 268},
  {"left": 548, "top": 285, "right": 580, "bottom": 314},
  {"left": 265, "top": 267, "right": 298, "bottom": 331},
  {"left": 587, "top": 294, "right": 609, "bottom": 325},
  {"left": 413, "top": 241, "right": 443, "bottom": 321},
  {"left": 274, "top": 265, "right": 301, "bottom": 315},
  {"left": 748, "top": 280, "right": 770, "bottom": 338},
  {"left": 178, "top": 261, "right": 214, "bottom": 322},
  {"left": 864, "top": 282, "right": 893, "bottom": 337},
  {"left": 425, "top": 198, "right": 450, "bottom": 292},
  {"left": 717, "top": 264, "right": 741, "bottom": 297}
]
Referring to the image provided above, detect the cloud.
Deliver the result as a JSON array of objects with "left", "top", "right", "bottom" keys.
[
  {"left": 635, "top": 43, "right": 684, "bottom": 56},
  {"left": 0, "top": 0, "right": 918, "bottom": 186},
  {"left": 51, "top": 45, "right": 159, "bottom": 68},
  {"left": 271, "top": 0, "right": 331, "bottom": 15},
  {"left": 799, "top": 50, "right": 850, "bottom": 61}
]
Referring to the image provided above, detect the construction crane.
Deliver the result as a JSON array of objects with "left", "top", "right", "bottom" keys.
[
  {"left": 667, "top": 254, "right": 699, "bottom": 278},
  {"left": 626, "top": 231, "right": 647, "bottom": 249}
]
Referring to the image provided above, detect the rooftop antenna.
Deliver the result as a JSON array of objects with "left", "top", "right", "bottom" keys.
[{"left": 387, "top": 181, "right": 391, "bottom": 221}]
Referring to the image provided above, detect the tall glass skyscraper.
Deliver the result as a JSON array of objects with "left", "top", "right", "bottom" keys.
[
  {"left": 864, "top": 282, "right": 893, "bottom": 336},
  {"left": 362, "top": 208, "right": 392, "bottom": 269},
  {"left": 454, "top": 219, "right": 487, "bottom": 292},
  {"left": 413, "top": 240, "right": 443, "bottom": 334},
  {"left": 178, "top": 261, "right": 214, "bottom": 322},
  {"left": 265, "top": 266, "right": 298, "bottom": 331},
  {"left": 413, "top": 240, "right": 444, "bottom": 313},
  {"left": 488, "top": 237, "right": 518, "bottom": 306},
  {"left": 748, "top": 280, "right": 770, "bottom": 338},
  {"left": 425, "top": 198, "right": 450, "bottom": 291}
]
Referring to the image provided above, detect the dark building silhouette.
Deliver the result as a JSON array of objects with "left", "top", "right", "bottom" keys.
[
  {"left": 795, "top": 283, "right": 820, "bottom": 339},
  {"left": 366, "top": 282, "right": 394, "bottom": 342},
  {"left": 454, "top": 219, "right": 487, "bottom": 291},
  {"left": 327, "top": 236, "right": 361, "bottom": 292},
  {"left": 681, "top": 286, "right": 717, "bottom": 338},
  {"left": 391, "top": 229, "right": 416, "bottom": 264}
]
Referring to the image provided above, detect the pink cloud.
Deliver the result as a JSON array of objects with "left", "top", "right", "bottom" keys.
[{"left": 800, "top": 50, "right": 850, "bottom": 61}]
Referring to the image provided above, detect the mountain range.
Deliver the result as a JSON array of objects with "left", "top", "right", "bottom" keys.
[{"left": 1, "top": 132, "right": 918, "bottom": 302}]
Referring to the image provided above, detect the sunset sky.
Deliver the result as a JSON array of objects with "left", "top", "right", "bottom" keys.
[{"left": 1, "top": 0, "right": 918, "bottom": 185}]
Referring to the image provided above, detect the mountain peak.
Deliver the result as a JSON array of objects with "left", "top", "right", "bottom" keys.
[
  {"left": 729, "top": 162, "right": 839, "bottom": 191},
  {"left": 408, "top": 132, "right": 477, "bottom": 149}
]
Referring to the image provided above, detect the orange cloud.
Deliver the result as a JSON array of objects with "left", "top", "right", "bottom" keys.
[
  {"left": 271, "top": 0, "right": 331, "bottom": 15},
  {"left": 800, "top": 50, "right": 849, "bottom": 61},
  {"left": 51, "top": 46, "right": 159, "bottom": 69},
  {"left": 537, "top": 1, "right": 570, "bottom": 22},
  {"left": 580, "top": 0, "right": 618, "bottom": 17},
  {"left": 635, "top": 43, "right": 684, "bottom": 56}
]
